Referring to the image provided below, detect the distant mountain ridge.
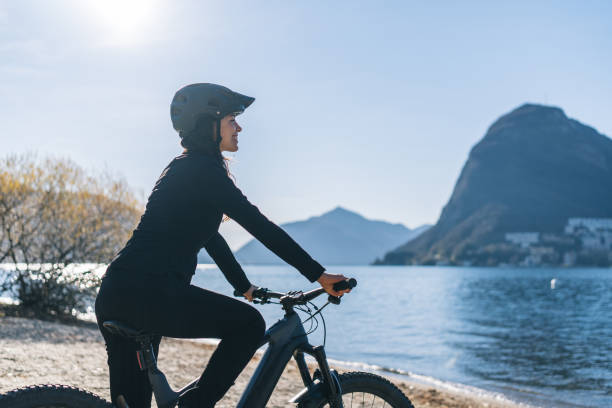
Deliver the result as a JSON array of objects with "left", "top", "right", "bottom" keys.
[
  {"left": 233, "top": 206, "right": 429, "bottom": 265},
  {"left": 379, "top": 103, "right": 612, "bottom": 265}
]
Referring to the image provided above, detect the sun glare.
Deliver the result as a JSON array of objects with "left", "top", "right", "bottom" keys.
[{"left": 84, "top": 0, "right": 160, "bottom": 46}]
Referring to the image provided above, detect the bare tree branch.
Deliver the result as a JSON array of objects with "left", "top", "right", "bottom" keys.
[{"left": 0, "top": 153, "right": 140, "bottom": 317}]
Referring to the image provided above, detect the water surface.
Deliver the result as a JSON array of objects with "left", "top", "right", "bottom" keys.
[
  {"left": 2, "top": 264, "right": 609, "bottom": 407},
  {"left": 191, "top": 266, "right": 611, "bottom": 408}
]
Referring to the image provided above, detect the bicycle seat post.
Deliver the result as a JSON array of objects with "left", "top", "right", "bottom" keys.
[
  {"left": 133, "top": 335, "right": 179, "bottom": 408},
  {"left": 103, "top": 321, "right": 180, "bottom": 408},
  {"left": 135, "top": 336, "right": 157, "bottom": 372}
]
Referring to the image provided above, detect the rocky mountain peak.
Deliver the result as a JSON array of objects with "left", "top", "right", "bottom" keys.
[{"left": 379, "top": 104, "right": 612, "bottom": 266}]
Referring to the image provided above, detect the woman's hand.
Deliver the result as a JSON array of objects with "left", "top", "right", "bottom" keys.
[
  {"left": 243, "top": 285, "right": 259, "bottom": 302},
  {"left": 317, "top": 272, "right": 352, "bottom": 297}
]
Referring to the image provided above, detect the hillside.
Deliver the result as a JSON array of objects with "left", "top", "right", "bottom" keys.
[
  {"left": 379, "top": 104, "right": 612, "bottom": 266},
  {"left": 235, "top": 207, "right": 429, "bottom": 265}
]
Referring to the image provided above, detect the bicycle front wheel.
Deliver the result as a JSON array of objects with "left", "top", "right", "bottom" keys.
[
  {"left": 309, "top": 372, "right": 415, "bottom": 408},
  {"left": 0, "top": 384, "right": 113, "bottom": 408}
]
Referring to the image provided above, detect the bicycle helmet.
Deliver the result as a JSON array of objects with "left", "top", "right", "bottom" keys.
[{"left": 170, "top": 83, "right": 255, "bottom": 133}]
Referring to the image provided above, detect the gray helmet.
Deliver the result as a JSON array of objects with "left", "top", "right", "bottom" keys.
[{"left": 170, "top": 83, "right": 255, "bottom": 133}]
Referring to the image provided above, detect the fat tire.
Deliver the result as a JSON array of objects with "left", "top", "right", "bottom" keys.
[
  {"left": 0, "top": 384, "right": 113, "bottom": 408},
  {"left": 305, "top": 371, "right": 414, "bottom": 408}
]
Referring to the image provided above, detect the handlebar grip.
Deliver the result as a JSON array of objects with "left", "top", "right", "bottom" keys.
[
  {"left": 332, "top": 278, "right": 357, "bottom": 292},
  {"left": 234, "top": 288, "right": 267, "bottom": 299}
]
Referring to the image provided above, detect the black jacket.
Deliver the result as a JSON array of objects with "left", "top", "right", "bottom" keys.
[{"left": 108, "top": 151, "right": 324, "bottom": 293}]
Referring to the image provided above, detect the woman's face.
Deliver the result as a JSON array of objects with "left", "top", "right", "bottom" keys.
[{"left": 218, "top": 114, "right": 242, "bottom": 152}]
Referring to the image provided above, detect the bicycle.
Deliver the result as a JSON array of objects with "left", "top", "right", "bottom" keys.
[{"left": 0, "top": 278, "right": 414, "bottom": 408}]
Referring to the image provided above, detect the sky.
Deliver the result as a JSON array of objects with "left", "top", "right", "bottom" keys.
[{"left": 1, "top": 1, "right": 611, "bottom": 249}]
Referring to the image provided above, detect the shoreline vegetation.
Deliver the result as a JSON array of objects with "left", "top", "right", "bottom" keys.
[{"left": 0, "top": 311, "right": 526, "bottom": 408}]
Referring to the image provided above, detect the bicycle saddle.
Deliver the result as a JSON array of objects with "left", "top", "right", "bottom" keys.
[{"left": 103, "top": 320, "right": 151, "bottom": 339}]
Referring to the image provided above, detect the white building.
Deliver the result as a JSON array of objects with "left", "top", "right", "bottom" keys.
[
  {"left": 565, "top": 218, "right": 612, "bottom": 234},
  {"left": 521, "top": 246, "right": 555, "bottom": 267},
  {"left": 565, "top": 218, "right": 612, "bottom": 251},
  {"left": 505, "top": 232, "right": 540, "bottom": 248}
]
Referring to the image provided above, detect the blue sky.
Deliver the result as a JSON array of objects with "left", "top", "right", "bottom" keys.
[{"left": 1, "top": 1, "right": 611, "bottom": 248}]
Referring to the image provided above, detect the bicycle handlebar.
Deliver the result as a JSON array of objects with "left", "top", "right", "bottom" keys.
[{"left": 233, "top": 278, "right": 357, "bottom": 306}]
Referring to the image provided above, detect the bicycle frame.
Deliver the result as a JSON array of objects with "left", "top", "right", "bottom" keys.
[
  {"left": 142, "top": 308, "right": 341, "bottom": 408},
  {"left": 235, "top": 310, "right": 340, "bottom": 408}
]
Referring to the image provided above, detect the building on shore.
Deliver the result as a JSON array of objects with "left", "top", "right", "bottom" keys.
[
  {"left": 564, "top": 218, "right": 612, "bottom": 251},
  {"left": 505, "top": 232, "right": 540, "bottom": 248},
  {"left": 503, "top": 218, "right": 612, "bottom": 267}
]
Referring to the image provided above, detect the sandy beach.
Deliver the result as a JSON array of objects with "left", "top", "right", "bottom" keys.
[{"left": 0, "top": 316, "right": 527, "bottom": 407}]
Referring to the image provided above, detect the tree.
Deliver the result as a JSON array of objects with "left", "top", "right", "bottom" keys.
[{"left": 0, "top": 154, "right": 140, "bottom": 317}]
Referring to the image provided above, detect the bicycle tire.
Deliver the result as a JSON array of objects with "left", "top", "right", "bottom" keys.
[
  {"left": 0, "top": 384, "right": 113, "bottom": 408},
  {"left": 304, "top": 371, "right": 415, "bottom": 408}
]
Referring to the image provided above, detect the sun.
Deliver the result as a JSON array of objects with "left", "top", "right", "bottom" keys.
[{"left": 84, "top": 0, "right": 160, "bottom": 46}]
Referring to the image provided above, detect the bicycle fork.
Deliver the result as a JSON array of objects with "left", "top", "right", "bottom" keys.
[{"left": 291, "top": 344, "right": 343, "bottom": 408}]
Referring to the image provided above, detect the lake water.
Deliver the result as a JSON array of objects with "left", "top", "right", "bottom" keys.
[
  {"left": 191, "top": 265, "right": 611, "bottom": 408},
  {"left": 1, "top": 265, "right": 610, "bottom": 407}
]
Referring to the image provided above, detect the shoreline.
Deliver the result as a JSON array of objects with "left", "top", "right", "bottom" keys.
[
  {"left": 324, "top": 359, "right": 533, "bottom": 408},
  {"left": 190, "top": 337, "right": 532, "bottom": 408},
  {"left": 0, "top": 315, "right": 531, "bottom": 408}
]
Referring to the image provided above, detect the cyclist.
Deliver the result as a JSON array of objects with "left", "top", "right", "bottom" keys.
[{"left": 95, "top": 83, "right": 351, "bottom": 408}]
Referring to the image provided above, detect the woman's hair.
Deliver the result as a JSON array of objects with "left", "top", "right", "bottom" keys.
[
  {"left": 180, "top": 114, "right": 233, "bottom": 222},
  {"left": 179, "top": 115, "right": 231, "bottom": 176}
]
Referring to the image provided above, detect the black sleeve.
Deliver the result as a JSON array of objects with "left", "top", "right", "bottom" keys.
[
  {"left": 201, "top": 165, "right": 325, "bottom": 283},
  {"left": 204, "top": 232, "right": 252, "bottom": 294}
]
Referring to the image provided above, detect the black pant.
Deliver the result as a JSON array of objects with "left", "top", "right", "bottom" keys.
[{"left": 95, "top": 271, "right": 265, "bottom": 408}]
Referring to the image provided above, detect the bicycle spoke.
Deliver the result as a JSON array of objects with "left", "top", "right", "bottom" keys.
[
  {"left": 332, "top": 390, "right": 398, "bottom": 408},
  {"left": 342, "top": 392, "right": 389, "bottom": 408},
  {"left": 321, "top": 372, "right": 412, "bottom": 408}
]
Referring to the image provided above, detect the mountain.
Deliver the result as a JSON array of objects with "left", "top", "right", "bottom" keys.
[
  {"left": 234, "top": 206, "right": 430, "bottom": 265},
  {"left": 379, "top": 103, "right": 612, "bottom": 265}
]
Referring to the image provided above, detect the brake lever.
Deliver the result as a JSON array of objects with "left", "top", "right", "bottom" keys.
[
  {"left": 280, "top": 290, "right": 305, "bottom": 307},
  {"left": 250, "top": 287, "right": 269, "bottom": 304},
  {"left": 328, "top": 295, "right": 341, "bottom": 305}
]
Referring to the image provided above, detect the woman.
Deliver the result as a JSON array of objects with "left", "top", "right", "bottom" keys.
[{"left": 95, "top": 83, "right": 350, "bottom": 408}]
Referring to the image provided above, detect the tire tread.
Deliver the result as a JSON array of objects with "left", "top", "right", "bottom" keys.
[
  {"left": 0, "top": 384, "right": 113, "bottom": 408},
  {"left": 305, "top": 371, "right": 414, "bottom": 408}
]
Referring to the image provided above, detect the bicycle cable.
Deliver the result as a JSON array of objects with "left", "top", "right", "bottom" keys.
[
  {"left": 292, "top": 300, "right": 324, "bottom": 339},
  {"left": 314, "top": 301, "right": 327, "bottom": 347},
  {"left": 263, "top": 298, "right": 321, "bottom": 340},
  {"left": 262, "top": 289, "right": 332, "bottom": 344},
  {"left": 295, "top": 304, "right": 316, "bottom": 334},
  {"left": 299, "top": 300, "right": 329, "bottom": 345}
]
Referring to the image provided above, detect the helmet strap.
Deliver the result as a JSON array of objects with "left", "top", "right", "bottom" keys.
[{"left": 215, "top": 118, "right": 222, "bottom": 149}]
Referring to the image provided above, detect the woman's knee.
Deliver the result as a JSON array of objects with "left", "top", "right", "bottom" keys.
[
  {"left": 251, "top": 308, "right": 266, "bottom": 338},
  {"left": 238, "top": 305, "right": 266, "bottom": 341}
]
